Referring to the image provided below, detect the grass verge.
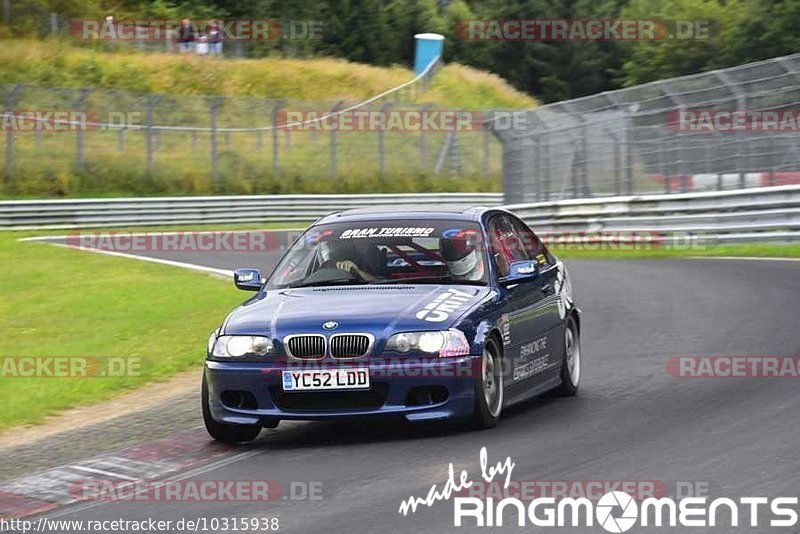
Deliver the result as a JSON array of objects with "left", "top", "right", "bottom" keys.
[
  {"left": 0, "top": 229, "right": 254, "bottom": 432},
  {"left": 0, "top": 39, "right": 536, "bottom": 108}
]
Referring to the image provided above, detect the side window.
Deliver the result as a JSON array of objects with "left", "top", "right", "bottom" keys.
[
  {"left": 488, "top": 215, "right": 528, "bottom": 277},
  {"left": 508, "top": 216, "right": 555, "bottom": 268}
]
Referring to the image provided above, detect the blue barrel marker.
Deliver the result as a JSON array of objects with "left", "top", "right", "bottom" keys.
[{"left": 414, "top": 33, "right": 445, "bottom": 74}]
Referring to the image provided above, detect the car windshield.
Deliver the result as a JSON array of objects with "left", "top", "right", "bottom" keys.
[{"left": 267, "top": 220, "right": 488, "bottom": 289}]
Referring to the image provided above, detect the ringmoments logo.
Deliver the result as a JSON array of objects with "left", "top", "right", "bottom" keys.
[{"left": 397, "top": 448, "right": 800, "bottom": 530}]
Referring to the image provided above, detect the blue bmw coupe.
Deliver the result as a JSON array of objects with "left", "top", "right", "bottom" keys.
[{"left": 203, "top": 207, "right": 581, "bottom": 442}]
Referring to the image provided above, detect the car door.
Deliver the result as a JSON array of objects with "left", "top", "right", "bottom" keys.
[
  {"left": 488, "top": 214, "right": 553, "bottom": 395},
  {"left": 506, "top": 214, "right": 565, "bottom": 384}
]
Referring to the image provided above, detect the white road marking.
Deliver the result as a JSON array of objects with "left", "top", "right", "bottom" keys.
[
  {"left": 18, "top": 228, "right": 304, "bottom": 277},
  {"left": 688, "top": 256, "right": 800, "bottom": 262},
  {"left": 35, "top": 449, "right": 265, "bottom": 520},
  {"left": 34, "top": 242, "right": 234, "bottom": 277},
  {"left": 65, "top": 465, "right": 140, "bottom": 482}
]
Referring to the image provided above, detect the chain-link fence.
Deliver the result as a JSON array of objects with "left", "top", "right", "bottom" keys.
[
  {"left": 0, "top": 67, "right": 506, "bottom": 197},
  {"left": 492, "top": 53, "right": 800, "bottom": 203}
]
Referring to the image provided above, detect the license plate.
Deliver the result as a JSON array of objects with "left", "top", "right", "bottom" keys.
[{"left": 282, "top": 369, "right": 370, "bottom": 391}]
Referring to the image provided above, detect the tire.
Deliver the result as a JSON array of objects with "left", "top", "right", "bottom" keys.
[
  {"left": 470, "top": 337, "right": 504, "bottom": 429},
  {"left": 553, "top": 316, "right": 581, "bottom": 396},
  {"left": 202, "top": 374, "right": 262, "bottom": 443}
]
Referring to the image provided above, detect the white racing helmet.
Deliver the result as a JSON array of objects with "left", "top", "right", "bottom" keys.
[{"left": 441, "top": 230, "right": 484, "bottom": 281}]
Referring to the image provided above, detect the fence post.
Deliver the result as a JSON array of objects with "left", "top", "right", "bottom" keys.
[
  {"left": 613, "top": 135, "right": 621, "bottom": 196},
  {"left": 533, "top": 137, "right": 541, "bottom": 201},
  {"left": 624, "top": 111, "right": 633, "bottom": 194},
  {"left": 482, "top": 113, "right": 491, "bottom": 177},
  {"left": 210, "top": 96, "right": 222, "bottom": 188},
  {"left": 145, "top": 95, "right": 159, "bottom": 173},
  {"left": 449, "top": 111, "right": 466, "bottom": 175},
  {"left": 272, "top": 100, "right": 285, "bottom": 179},
  {"left": 378, "top": 102, "right": 389, "bottom": 185},
  {"left": 419, "top": 105, "right": 430, "bottom": 167},
  {"left": 4, "top": 85, "right": 22, "bottom": 183},
  {"left": 570, "top": 139, "right": 580, "bottom": 198},
  {"left": 330, "top": 101, "right": 343, "bottom": 178},
  {"left": 2, "top": 0, "right": 9, "bottom": 23},
  {"left": 434, "top": 130, "right": 455, "bottom": 175},
  {"left": 75, "top": 87, "right": 91, "bottom": 172},
  {"left": 542, "top": 137, "right": 551, "bottom": 201},
  {"left": 660, "top": 141, "right": 669, "bottom": 194},
  {"left": 580, "top": 120, "right": 591, "bottom": 197},
  {"left": 50, "top": 13, "right": 58, "bottom": 35}
]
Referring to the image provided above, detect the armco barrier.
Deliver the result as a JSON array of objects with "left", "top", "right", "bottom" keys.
[
  {"left": 0, "top": 193, "right": 503, "bottom": 230},
  {"left": 2, "top": 187, "right": 798, "bottom": 244},
  {"left": 506, "top": 185, "right": 800, "bottom": 243}
]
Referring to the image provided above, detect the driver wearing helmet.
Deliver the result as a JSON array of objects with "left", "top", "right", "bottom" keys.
[
  {"left": 320, "top": 240, "right": 378, "bottom": 282},
  {"left": 441, "top": 230, "right": 485, "bottom": 281}
]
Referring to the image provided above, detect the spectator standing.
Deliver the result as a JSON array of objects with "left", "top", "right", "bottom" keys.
[
  {"left": 207, "top": 19, "right": 223, "bottom": 57},
  {"left": 177, "top": 18, "right": 195, "bottom": 54}
]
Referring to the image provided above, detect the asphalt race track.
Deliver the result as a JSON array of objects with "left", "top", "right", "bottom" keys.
[{"left": 17, "top": 233, "right": 800, "bottom": 533}]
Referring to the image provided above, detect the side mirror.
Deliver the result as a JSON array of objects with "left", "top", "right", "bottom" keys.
[
  {"left": 500, "top": 260, "right": 539, "bottom": 286},
  {"left": 234, "top": 268, "right": 263, "bottom": 291}
]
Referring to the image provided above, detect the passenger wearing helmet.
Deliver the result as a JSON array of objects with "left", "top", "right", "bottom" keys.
[{"left": 441, "top": 230, "right": 486, "bottom": 282}]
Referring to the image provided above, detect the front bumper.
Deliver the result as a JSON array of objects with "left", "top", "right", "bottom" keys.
[{"left": 204, "top": 355, "right": 482, "bottom": 425}]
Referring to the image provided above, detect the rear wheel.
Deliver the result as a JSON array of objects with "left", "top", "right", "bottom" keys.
[
  {"left": 202, "top": 374, "right": 262, "bottom": 443},
  {"left": 471, "top": 337, "right": 504, "bottom": 429},
  {"left": 553, "top": 316, "right": 581, "bottom": 396}
]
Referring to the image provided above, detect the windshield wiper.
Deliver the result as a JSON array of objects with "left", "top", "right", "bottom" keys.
[
  {"left": 368, "top": 276, "right": 485, "bottom": 286},
  {"left": 285, "top": 278, "right": 362, "bottom": 289}
]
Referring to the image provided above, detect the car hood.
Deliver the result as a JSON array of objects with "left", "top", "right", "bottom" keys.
[{"left": 223, "top": 284, "right": 491, "bottom": 336}]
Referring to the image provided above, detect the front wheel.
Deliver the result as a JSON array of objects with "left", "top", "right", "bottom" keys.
[
  {"left": 470, "top": 337, "right": 504, "bottom": 429},
  {"left": 553, "top": 316, "right": 581, "bottom": 396},
  {"left": 202, "top": 374, "right": 262, "bottom": 443}
]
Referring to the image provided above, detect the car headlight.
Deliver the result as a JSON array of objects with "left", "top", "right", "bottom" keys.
[
  {"left": 385, "top": 329, "right": 470, "bottom": 357},
  {"left": 211, "top": 335, "right": 275, "bottom": 358}
]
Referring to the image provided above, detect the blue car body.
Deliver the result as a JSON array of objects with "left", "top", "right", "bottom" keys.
[{"left": 204, "top": 207, "right": 580, "bottom": 429}]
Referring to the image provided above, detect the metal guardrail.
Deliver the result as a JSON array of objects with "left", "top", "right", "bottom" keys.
[
  {"left": 507, "top": 185, "right": 800, "bottom": 243},
  {"left": 2, "top": 187, "right": 797, "bottom": 245},
  {"left": 0, "top": 192, "right": 503, "bottom": 229}
]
